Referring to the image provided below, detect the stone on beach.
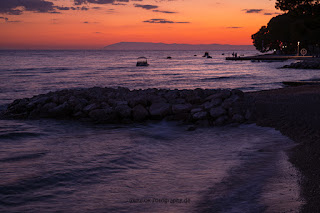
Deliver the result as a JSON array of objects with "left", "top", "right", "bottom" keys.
[
  {"left": 2, "top": 87, "right": 247, "bottom": 126},
  {"left": 209, "top": 106, "right": 227, "bottom": 118},
  {"left": 149, "top": 102, "right": 171, "bottom": 119},
  {"left": 132, "top": 105, "right": 149, "bottom": 121}
]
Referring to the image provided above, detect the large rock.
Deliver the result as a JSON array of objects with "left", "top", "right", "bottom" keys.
[
  {"left": 222, "top": 94, "right": 240, "bottom": 109},
  {"left": 89, "top": 108, "right": 115, "bottom": 122},
  {"left": 214, "top": 115, "right": 228, "bottom": 126},
  {"left": 132, "top": 105, "right": 149, "bottom": 121},
  {"left": 232, "top": 114, "right": 245, "bottom": 123},
  {"left": 83, "top": 103, "right": 99, "bottom": 113},
  {"left": 172, "top": 103, "right": 192, "bottom": 114},
  {"left": 42, "top": 102, "right": 57, "bottom": 112},
  {"left": 28, "top": 96, "right": 49, "bottom": 108},
  {"left": 115, "top": 104, "right": 132, "bottom": 118},
  {"left": 209, "top": 106, "right": 226, "bottom": 118},
  {"left": 193, "top": 111, "right": 207, "bottom": 120},
  {"left": 48, "top": 102, "right": 71, "bottom": 117},
  {"left": 149, "top": 102, "right": 171, "bottom": 118},
  {"left": 206, "top": 90, "right": 231, "bottom": 101},
  {"left": 164, "top": 90, "right": 179, "bottom": 101},
  {"left": 203, "top": 98, "right": 222, "bottom": 110},
  {"left": 128, "top": 95, "right": 148, "bottom": 107},
  {"left": 7, "top": 98, "right": 29, "bottom": 113}
]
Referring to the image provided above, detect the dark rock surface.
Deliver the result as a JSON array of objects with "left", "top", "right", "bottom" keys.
[
  {"left": 1, "top": 87, "right": 247, "bottom": 126},
  {"left": 282, "top": 60, "right": 320, "bottom": 69}
]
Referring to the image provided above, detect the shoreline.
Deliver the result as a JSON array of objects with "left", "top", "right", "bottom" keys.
[
  {"left": 1, "top": 85, "right": 320, "bottom": 212},
  {"left": 244, "top": 85, "right": 320, "bottom": 212}
]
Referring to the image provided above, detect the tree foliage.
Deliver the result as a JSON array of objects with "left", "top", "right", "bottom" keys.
[
  {"left": 252, "top": 0, "right": 320, "bottom": 54},
  {"left": 275, "top": 0, "right": 319, "bottom": 13}
]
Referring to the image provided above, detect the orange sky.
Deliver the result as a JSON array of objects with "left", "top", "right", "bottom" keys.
[{"left": 0, "top": 0, "right": 281, "bottom": 49}]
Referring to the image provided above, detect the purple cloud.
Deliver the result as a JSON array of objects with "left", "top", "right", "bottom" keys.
[
  {"left": 134, "top": 4, "right": 158, "bottom": 10},
  {"left": 152, "top": 9, "right": 177, "bottom": 14},
  {"left": 143, "top": 18, "right": 190, "bottom": 24},
  {"left": 243, "top": 9, "right": 263, "bottom": 14},
  {"left": 0, "top": 0, "right": 55, "bottom": 15}
]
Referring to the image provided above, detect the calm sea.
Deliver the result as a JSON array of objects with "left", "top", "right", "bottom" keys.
[{"left": 0, "top": 50, "right": 309, "bottom": 212}]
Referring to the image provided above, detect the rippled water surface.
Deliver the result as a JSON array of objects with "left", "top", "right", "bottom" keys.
[
  {"left": 1, "top": 50, "right": 319, "bottom": 105},
  {"left": 0, "top": 50, "right": 306, "bottom": 212},
  {"left": 0, "top": 120, "right": 302, "bottom": 213}
]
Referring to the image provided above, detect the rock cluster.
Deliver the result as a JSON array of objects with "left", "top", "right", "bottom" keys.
[
  {"left": 3, "top": 87, "right": 247, "bottom": 126},
  {"left": 282, "top": 60, "right": 320, "bottom": 69}
]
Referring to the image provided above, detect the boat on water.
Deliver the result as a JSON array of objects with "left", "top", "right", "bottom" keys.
[{"left": 136, "top": 57, "right": 149, "bottom": 66}]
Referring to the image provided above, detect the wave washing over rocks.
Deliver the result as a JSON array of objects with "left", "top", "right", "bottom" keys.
[{"left": 1, "top": 87, "right": 249, "bottom": 127}]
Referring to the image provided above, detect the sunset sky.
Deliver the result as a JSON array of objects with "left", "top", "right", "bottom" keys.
[{"left": 0, "top": 0, "right": 281, "bottom": 49}]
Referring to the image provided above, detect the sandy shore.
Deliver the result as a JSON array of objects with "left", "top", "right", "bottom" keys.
[{"left": 244, "top": 85, "right": 320, "bottom": 212}]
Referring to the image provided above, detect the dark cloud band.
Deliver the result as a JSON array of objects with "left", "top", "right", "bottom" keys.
[
  {"left": 143, "top": 18, "right": 189, "bottom": 24},
  {"left": 134, "top": 4, "right": 158, "bottom": 10}
]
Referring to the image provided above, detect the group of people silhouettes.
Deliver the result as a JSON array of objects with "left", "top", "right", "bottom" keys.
[{"left": 232, "top": 52, "right": 238, "bottom": 58}]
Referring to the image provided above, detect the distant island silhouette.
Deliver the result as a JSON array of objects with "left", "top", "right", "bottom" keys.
[{"left": 104, "top": 42, "right": 255, "bottom": 51}]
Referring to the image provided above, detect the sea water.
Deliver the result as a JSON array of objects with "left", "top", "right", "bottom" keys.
[{"left": 0, "top": 50, "right": 310, "bottom": 212}]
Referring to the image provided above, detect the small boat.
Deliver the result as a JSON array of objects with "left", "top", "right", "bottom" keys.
[{"left": 136, "top": 57, "right": 149, "bottom": 66}]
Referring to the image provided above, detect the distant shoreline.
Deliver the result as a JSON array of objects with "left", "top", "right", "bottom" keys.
[{"left": 104, "top": 42, "right": 256, "bottom": 51}]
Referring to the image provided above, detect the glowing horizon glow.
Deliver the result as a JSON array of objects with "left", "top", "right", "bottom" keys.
[{"left": 0, "top": 0, "right": 280, "bottom": 49}]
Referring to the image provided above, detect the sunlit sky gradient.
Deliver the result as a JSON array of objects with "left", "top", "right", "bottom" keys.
[{"left": 0, "top": 0, "right": 281, "bottom": 49}]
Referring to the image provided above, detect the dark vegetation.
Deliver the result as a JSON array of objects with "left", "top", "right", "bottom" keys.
[{"left": 252, "top": 0, "right": 320, "bottom": 55}]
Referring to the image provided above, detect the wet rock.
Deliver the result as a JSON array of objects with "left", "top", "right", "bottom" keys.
[
  {"left": 214, "top": 115, "right": 228, "bottom": 126},
  {"left": 89, "top": 108, "right": 115, "bottom": 122},
  {"left": 49, "top": 102, "right": 71, "bottom": 117},
  {"left": 172, "top": 103, "right": 192, "bottom": 114},
  {"left": 132, "top": 105, "right": 149, "bottom": 121},
  {"left": 149, "top": 102, "right": 171, "bottom": 118},
  {"left": 73, "top": 111, "right": 86, "bottom": 118},
  {"left": 3, "top": 87, "right": 247, "bottom": 126},
  {"left": 115, "top": 104, "right": 132, "bottom": 118},
  {"left": 222, "top": 95, "right": 240, "bottom": 109},
  {"left": 171, "top": 98, "right": 186, "bottom": 104},
  {"left": 193, "top": 111, "right": 207, "bottom": 120},
  {"left": 29, "top": 97, "right": 49, "bottom": 107},
  {"left": 206, "top": 90, "right": 231, "bottom": 101},
  {"left": 83, "top": 103, "right": 99, "bottom": 113},
  {"left": 191, "top": 108, "right": 203, "bottom": 114},
  {"left": 128, "top": 95, "right": 148, "bottom": 107},
  {"left": 245, "top": 110, "right": 252, "bottom": 120},
  {"left": 74, "top": 99, "right": 88, "bottom": 112},
  {"left": 231, "top": 89, "right": 244, "bottom": 98},
  {"left": 7, "top": 98, "right": 29, "bottom": 113},
  {"left": 203, "top": 99, "right": 222, "bottom": 110},
  {"left": 164, "top": 90, "right": 179, "bottom": 101},
  {"left": 185, "top": 94, "right": 202, "bottom": 104},
  {"left": 209, "top": 106, "right": 226, "bottom": 118},
  {"left": 232, "top": 114, "right": 245, "bottom": 123},
  {"left": 42, "top": 102, "right": 57, "bottom": 112},
  {"left": 187, "top": 125, "right": 197, "bottom": 131}
]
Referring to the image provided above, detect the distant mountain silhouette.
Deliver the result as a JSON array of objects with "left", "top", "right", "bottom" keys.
[{"left": 104, "top": 42, "right": 255, "bottom": 50}]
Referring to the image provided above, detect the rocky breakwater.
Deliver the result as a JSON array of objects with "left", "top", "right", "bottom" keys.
[
  {"left": 1, "top": 87, "right": 248, "bottom": 126},
  {"left": 282, "top": 59, "right": 320, "bottom": 69}
]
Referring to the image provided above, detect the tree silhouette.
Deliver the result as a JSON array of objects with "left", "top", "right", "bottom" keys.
[{"left": 252, "top": 0, "right": 320, "bottom": 54}]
